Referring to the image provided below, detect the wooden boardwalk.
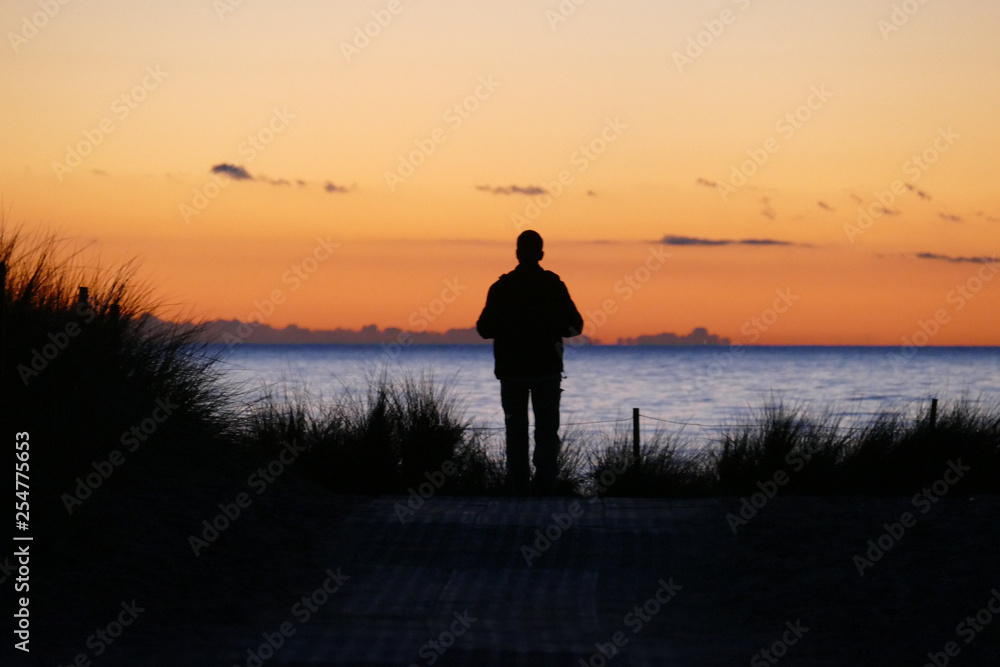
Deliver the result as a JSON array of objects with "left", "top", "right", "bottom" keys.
[
  {"left": 27, "top": 483, "right": 1000, "bottom": 666},
  {"left": 266, "top": 496, "right": 709, "bottom": 666}
]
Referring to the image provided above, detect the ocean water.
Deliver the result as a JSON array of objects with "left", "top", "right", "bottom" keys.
[{"left": 214, "top": 345, "right": 1000, "bottom": 443}]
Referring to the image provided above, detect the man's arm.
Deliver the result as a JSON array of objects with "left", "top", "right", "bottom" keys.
[
  {"left": 476, "top": 283, "right": 500, "bottom": 339},
  {"left": 561, "top": 283, "right": 584, "bottom": 338}
]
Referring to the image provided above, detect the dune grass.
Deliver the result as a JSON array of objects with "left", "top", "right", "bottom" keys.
[
  {"left": 586, "top": 428, "right": 716, "bottom": 498},
  {"left": 710, "top": 399, "right": 1000, "bottom": 497},
  {"left": 6, "top": 223, "right": 1000, "bottom": 504},
  {"left": 2, "top": 225, "right": 240, "bottom": 529},
  {"left": 2, "top": 226, "right": 235, "bottom": 431},
  {"left": 240, "top": 389, "right": 1000, "bottom": 499},
  {"left": 713, "top": 404, "right": 851, "bottom": 496},
  {"left": 836, "top": 398, "right": 1000, "bottom": 495},
  {"left": 243, "top": 375, "right": 507, "bottom": 495},
  {"left": 570, "top": 400, "right": 996, "bottom": 499}
]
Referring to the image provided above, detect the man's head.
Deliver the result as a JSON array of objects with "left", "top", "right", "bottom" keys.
[{"left": 516, "top": 230, "right": 544, "bottom": 265}]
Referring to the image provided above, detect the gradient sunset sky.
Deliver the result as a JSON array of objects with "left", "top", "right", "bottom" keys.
[{"left": 3, "top": 0, "right": 998, "bottom": 344}]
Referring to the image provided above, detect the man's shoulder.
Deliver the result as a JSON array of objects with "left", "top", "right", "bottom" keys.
[
  {"left": 541, "top": 268, "right": 563, "bottom": 281},
  {"left": 490, "top": 270, "right": 515, "bottom": 288},
  {"left": 538, "top": 268, "right": 567, "bottom": 289},
  {"left": 512, "top": 265, "right": 564, "bottom": 282},
  {"left": 491, "top": 266, "right": 566, "bottom": 293}
]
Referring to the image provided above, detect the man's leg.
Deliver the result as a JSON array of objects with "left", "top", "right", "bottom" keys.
[
  {"left": 531, "top": 375, "right": 562, "bottom": 495},
  {"left": 500, "top": 379, "right": 531, "bottom": 495}
]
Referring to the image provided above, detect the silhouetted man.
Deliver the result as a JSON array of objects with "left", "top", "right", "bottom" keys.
[{"left": 476, "top": 230, "right": 583, "bottom": 495}]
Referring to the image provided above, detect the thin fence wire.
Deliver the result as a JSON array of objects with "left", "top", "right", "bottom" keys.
[
  {"left": 468, "top": 417, "right": 628, "bottom": 432},
  {"left": 469, "top": 408, "right": 922, "bottom": 434},
  {"left": 638, "top": 413, "right": 876, "bottom": 432}
]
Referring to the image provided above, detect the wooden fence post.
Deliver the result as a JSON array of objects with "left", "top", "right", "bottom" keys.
[
  {"left": 929, "top": 397, "right": 938, "bottom": 431},
  {"left": 632, "top": 407, "right": 641, "bottom": 464}
]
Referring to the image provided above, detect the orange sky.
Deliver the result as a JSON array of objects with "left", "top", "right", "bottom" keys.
[{"left": 2, "top": 0, "right": 998, "bottom": 344}]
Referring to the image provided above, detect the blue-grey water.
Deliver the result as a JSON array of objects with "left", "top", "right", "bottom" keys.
[{"left": 214, "top": 345, "right": 1000, "bottom": 445}]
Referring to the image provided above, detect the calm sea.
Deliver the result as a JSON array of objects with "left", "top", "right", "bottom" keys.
[{"left": 214, "top": 345, "right": 1000, "bottom": 443}]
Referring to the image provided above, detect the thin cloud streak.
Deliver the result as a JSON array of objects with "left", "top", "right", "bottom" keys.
[
  {"left": 211, "top": 163, "right": 252, "bottom": 180},
  {"left": 916, "top": 252, "right": 997, "bottom": 264},
  {"left": 476, "top": 184, "right": 548, "bottom": 196},
  {"left": 660, "top": 235, "right": 797, "bottom": 247},
  {"left": 209, "top": 164, "right": 349, "bottom": 193}
]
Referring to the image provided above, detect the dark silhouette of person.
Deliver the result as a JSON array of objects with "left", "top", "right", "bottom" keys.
[{"left": 476, "top": 230, "right": 583, "bottom": 495}]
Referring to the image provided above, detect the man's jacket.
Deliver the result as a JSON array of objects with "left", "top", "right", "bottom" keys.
[{"left": 476, "top": 264, "right": 583, "bottom": 379}]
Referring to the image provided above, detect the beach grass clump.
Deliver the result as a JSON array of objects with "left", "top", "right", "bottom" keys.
[
  {"left": 243, "top": 373, "right": 504, "bottom": 495},
  {"left": 1, "top": 224, "right": 238, "bottom": 515},
  {"left": 246, "top": 383, "right": 400, "bottom": 494},
  {"left": 553, "top": 432, "right": 588, "bottom": 496},
  {"left": 706, "top": 398, "right": 1000, "bottom": 497},
  {"left": 446, "top": 431, "right": 508, "bottom": 495},
  {"left": 922, "top": 398, "right": 1000, "bottom": 493},
  {"left": 713, "top": 403, "right": 849, "bottom": 496},
  {"left": 835, "top": 410, "right": 916, "bottom": 494},
  {"left": 391, "top": 375, "right": 469, "bottom": 487},
  {"left": 837, "top": 398, "right": 1000, "bottom": 495},
  {"left": 587, "top": 429, "right": 716, "bottom": 498}
]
